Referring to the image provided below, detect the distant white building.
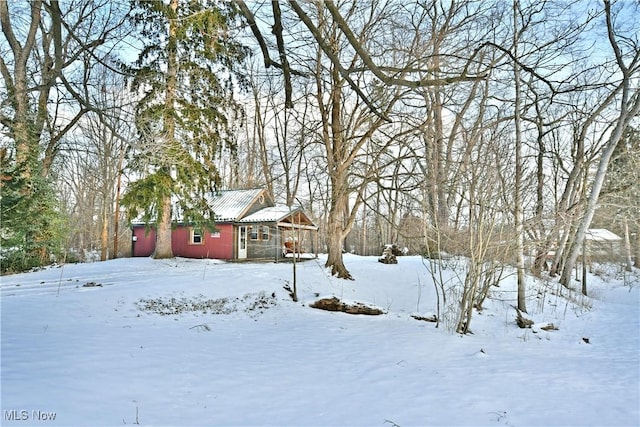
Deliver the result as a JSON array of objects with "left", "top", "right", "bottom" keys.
[
  {"left": 585, "top": 228, "right": 622, "bottom": 242},
  {"left": 584, "top": 228, "right": 623, "bottom": 262}
]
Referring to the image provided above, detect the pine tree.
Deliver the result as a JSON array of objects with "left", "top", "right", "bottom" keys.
[
  {"left": 1, "top": 154, "right": 69, "bottom": 273},
  {"left": 122, "top": 0, "right": 247, "bottom": 258}
]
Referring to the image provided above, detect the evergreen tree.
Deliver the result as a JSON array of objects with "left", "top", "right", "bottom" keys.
[
  {"left": 122, "top": 0, "right": 247, "bottom": 258},
  {"left": 1, "top": 154, "right": 69, "bottom": 273}
]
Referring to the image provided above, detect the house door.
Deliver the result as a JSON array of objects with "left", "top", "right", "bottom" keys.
[{"left": 238, "top": 225, "right": 247, "bottom": 259}]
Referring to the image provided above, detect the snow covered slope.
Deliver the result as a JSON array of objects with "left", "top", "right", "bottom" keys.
[{"left": 1, "top": 255, "right": 638, "bottom": 426}]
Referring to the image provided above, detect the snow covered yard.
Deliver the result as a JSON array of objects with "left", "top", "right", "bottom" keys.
[{"left": 1, "top": 254, "right": 638, "bottom": 426}]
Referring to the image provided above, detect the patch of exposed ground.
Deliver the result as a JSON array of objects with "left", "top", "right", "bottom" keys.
[
  {"left": 310, "top": 297, "right": 384, "bottom": 315},
  {"left": 136, "top": 291, "right": 276, "bottom": 317}
]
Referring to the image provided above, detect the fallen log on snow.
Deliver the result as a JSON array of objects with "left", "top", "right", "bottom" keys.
[{"left": 310, "top": 297, "right": 384, "bottom": 315}]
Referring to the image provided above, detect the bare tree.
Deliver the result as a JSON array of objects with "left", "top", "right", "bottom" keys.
[
  {"left": 0, "top": 0, "right": 130, "bottom": 177},
  {"left": 79, "top": 66, "right": 133, "bottom": 260},
  {"left": 1, "top": 0, "right": 131, "bottom": 269},
  {"left": 512, "top": 0, "right": 527, "bottom": 313},
  {"left": 450, "top": 111, "right": 515, "bottom": 334},
  {"left": 238, "top": 0, "right": 490, "bottom": 278},
  {"left": 559, "top": 0, "right": 640, "bottom": 288}
]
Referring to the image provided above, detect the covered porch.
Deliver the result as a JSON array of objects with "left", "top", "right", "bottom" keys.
[
  {"left": 237, "top": 206, "right": 318, "bottom": 261},
  {"left": 278, "top": 209, "right": 319, "bottom": 260}
]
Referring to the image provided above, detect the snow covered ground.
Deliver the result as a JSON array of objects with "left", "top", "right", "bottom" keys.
[{"left": 1, "top": 254, "right": 638, "bottom": 426}]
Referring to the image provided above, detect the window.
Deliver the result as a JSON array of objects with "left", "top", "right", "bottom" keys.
[
  {"left": 261, "top": 225, "right": 270, "bottom": 240},
  {"left": 250, "top": 226, "right": 259, "bottom": 240},
  {"left": 190, "top": 228, "right": 203, "bottom": 245}
]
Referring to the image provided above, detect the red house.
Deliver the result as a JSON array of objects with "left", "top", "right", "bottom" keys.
[{"left": 131, "top": 188, "right": 318, "bottom": 261}]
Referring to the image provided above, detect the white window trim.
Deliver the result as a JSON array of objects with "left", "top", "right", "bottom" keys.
[
  {"left": 261, "top": 225, "right": 270, "bottom": 241},
  {"left": 249, "top": 226, "right": 259, "bottom": 240},
  {"left": 190, "top": 227, "right": 204, "bottom": 245}
]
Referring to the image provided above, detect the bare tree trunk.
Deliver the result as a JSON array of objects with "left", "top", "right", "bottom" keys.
[
  {"left": 551, "top": 125, "right": 590, "bottom": 278},
  {"left": 321, "top": 49, "right": 352, "bottom": 278},
  {"left": 100, "top": 192, "right": 109, "bottom": 261},
  {"left": 113, "top": 140, "right": 126, "bottom": 259},
  {"left": 560, "top": 106, "right": 639, "bottom": 285},
  {"left": 531, "top": 93, "right": 551, "bottom": 276},
  {"left": 324, "top": 158, "right": 354, "bottom": 279},
  {"left": 560, "top": 0, "right": 640, "bottom": 286},
  {"left": 255, "top": 95, "right": 273, "bottom": 197},
  {"left": 361, "top": 186, "right": 367, "bottom": 256},
  {"left": 513, "top": 0, "right": 526, "bottom": 313},
  {"left": 623, "top": 217, "right": 633, "bottom": 272},
  {"left": 325, "top": 196, "right": 351, "bottom": 279},
  {"left": 635, "top": 223, "right": 640, "bottom": 269},
  {"left": 550, "top": 210, "right": 576, "bottom": 276}
]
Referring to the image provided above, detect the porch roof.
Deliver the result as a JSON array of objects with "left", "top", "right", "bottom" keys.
[{"left": 239, "top": 205, "right": 317, "bottom": 229}]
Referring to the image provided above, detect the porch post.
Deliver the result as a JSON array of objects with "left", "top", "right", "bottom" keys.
[
  {"left": 275, "top": 225, "right": 280, "bottom": 263},
  {"left": 315, "top": 228, "right": 319, "bottom": 258}
]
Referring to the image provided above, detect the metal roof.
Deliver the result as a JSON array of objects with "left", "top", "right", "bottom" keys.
[
  {"left": 131, "top": 188, "right": 317, "bottom": 228},
  {"left": 239, "top": 205, "right": 301, "bottom": 223},
  {"left": 585, "top": 229, "right": 622, "bottom": 242},
  {"left": 206, "top": 188, "right": 265, "bottom": 221}
]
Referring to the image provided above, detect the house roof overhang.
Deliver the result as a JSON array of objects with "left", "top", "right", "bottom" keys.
[{"left": 238, "top": 205, "right": 317, "bottom": 230}]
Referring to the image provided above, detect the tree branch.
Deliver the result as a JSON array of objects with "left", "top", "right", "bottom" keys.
[
  {"left": 481, "top": 41, "right": 558, "bottom": 94},
  {"left": 288, "top": 0, "right": 390, "bottom": 122},
  {"left": 324, "top": 0, "right": 486, "bottom": 87},
  {"left": 270, "top": 0, "right": 293, "bottom": 108},
  {"left": 236, "top": 0, "right": 274, "bottom": 69},
  {"left": 236, "top": 0, "right": 307, "bottom": 77}
]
